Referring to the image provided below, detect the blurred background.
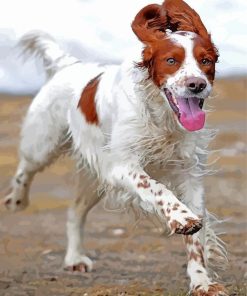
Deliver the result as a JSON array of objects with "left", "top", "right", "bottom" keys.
[
  {"left": 0, "top": 0, "right": 246, "bottom": 295},
  {"left": 0, "top": 0, "right": 247, "bottom": 94}
]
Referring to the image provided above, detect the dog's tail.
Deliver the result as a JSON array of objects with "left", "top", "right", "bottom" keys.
[{"left": 18, "top": 31, "right": 79, "bottom": 79}]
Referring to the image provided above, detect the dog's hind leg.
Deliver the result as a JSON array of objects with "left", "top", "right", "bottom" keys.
[
  {"left": 64, "top": 170, "right": 101, "bottom": 272},
  {"left": 3, "top": 93, "right": 68, "bottom": 211}
]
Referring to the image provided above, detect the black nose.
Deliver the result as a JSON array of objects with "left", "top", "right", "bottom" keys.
[{"left": 185, "top": 77, "right": 207, "bottom": 94}]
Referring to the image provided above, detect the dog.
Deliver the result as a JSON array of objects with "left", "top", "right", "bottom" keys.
[{"left": 3, "top": 0, "right": 228, "bottom": 295}]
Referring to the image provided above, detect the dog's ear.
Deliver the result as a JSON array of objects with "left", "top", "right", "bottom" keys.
[
  {"left": 131, "top": 4, "right": 165, "bottom": 44},
  {"left": 161, "top": 0, "right": 209, "bottom": 39}
]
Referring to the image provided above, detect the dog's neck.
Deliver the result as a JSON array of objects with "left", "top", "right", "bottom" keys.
[{"left": 134, "top": 68, "right": 183, "bottom": 135}]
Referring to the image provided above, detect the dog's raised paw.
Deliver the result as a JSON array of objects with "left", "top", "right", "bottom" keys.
[
  {"left": 170, "top": 218, "right": 202, "bottom": 235},
  {"left": 182, "top": 218, "right": 203, "bottom": 235}
]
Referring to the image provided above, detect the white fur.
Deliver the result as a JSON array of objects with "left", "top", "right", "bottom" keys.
[
  {"left": 164, "top": 32, "right": 212, "bottom": 99},
  {"left": 4, "top": 31, "right": 227, "bottom": 294}
]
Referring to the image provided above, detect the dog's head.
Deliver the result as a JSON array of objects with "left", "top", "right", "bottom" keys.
[{"left": 132, "top": 0, "right": 219, "bottom": 132}]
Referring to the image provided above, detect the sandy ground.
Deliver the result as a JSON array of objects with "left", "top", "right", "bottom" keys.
[{"left": 0, "top": 78, "right": 246, "bottom": 296}]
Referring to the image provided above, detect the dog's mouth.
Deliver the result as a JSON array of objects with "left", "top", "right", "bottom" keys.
[{"left": 164, "top": 88, "right": 205, "bottom": 132}]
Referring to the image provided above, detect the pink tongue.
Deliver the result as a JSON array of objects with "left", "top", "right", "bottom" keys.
[{"left": 177, "top": 97, "right": 205, "bottom": 131}]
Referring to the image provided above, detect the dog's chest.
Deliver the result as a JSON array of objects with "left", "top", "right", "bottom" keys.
[{"left": 135, "top": 129, "right": 196, "bottom": 169}]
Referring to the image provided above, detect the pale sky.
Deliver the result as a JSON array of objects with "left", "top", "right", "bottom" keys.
[{"left": 0, "top": 0, "right": 246, "bottom": 94}]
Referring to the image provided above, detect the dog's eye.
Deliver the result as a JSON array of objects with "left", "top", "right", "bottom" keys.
[
  {"left": 201, "top": 58, "right": 212, "bottom": 65},
  {"left": 166, "top": 58, "right": 176, "bottom": 65}
]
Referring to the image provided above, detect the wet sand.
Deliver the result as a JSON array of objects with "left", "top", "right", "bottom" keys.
[{"left": 0, "top": 78, "right": 246, "bottom": 295}]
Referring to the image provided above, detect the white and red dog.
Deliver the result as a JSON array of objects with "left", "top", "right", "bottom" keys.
[{"left": 3, "top": 0, "right": 227, "bottom": 295}]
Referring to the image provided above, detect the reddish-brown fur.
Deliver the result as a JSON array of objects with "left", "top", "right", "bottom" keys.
[
  {"left": 189, "top": 250, "right": 200, "bottom": 262},
  {"left": 139, "top": 40, "right": 186, "bottom": 87},
  {"left": 131, "top": 0, "right": 219, "bottom": 87},
  {"left": 157, "top": 200, "right": 163, "bottom": 206},
  {"left": 161, "top": 0, "right": 209, "bottom": 39},
  {"left": 193, "top": 36, "right": 218, "bottom": 83},
  {"left": 137, "top": 180, "right": 151, "bottom": 189},
  {"left": 191, "top": 283, "right": 227, "bottom": 296},
  {"left": 78, "top": 73, "right": 103, "bottom": 125}
]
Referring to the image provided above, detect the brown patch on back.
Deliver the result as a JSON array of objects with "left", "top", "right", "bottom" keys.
[{"left": 78, "top": 73, "right": 103, "bottom": 125}]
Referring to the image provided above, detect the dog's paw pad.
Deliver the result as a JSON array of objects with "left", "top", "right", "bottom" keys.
[
  {"left": 64, "top": 263, "right": 89, "bottom": 273},
  {"left": 64, "top": 255, "right": 93, "bottom": 273},
  {"left": 170, "top": 218, "right": 202, "bottom": 235},
  {"left": 182, "top": 218, "right": 203, "bottom": 235}
]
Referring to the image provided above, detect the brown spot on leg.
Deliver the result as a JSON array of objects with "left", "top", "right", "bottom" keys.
[
  {"left": 78, "top": 73, "right": 103, "bottom": 125},
  {"left": 170, "top": 220, "right": 184, "bottom": 234},
  {"left": 137, "top": 180, "right": 150, "bottom": 188},
  {"left": 191, "top": 283, "right": 228, "bottom": 296},
  {"left": 184, "top": 235, "right": 193, "bottom": 245},
  {"left": 189, "top": 250, "right": 200, "bottom": 262},
  {"left": 171, "top": 202, "right": 180, "bottom": 211}
]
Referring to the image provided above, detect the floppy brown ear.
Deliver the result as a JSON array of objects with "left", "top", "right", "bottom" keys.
[
  {"left": 161, "top": 0, "right": 209, "bottom": 39},
  {"left": 131, "top": 4, "right": 165, "bottom": 44}
]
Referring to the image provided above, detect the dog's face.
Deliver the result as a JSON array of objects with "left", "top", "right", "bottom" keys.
[
  {"left": 132, "top": 1, "right": 219, "bottom": 132},
  {"left": 148, "top": 32, "right": 217, "bottom": 131}
]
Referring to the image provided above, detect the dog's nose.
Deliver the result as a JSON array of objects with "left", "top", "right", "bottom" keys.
[{"left": 185, "top": 77, "right": 207, "bottom": 94}]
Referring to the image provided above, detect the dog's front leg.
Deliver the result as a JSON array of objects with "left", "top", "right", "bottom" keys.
[
  {"left": 177, "top": 175, "right": 227, "bottom": 295},
  {"left": 107, "top": 165, "right": 202, "bottom": 235},
  {"left": 184, "top": 233, "right": 227, "bottom": 296}
]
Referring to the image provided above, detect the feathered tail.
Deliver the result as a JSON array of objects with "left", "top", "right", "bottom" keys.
[{"left": 18, "top": 31, "right": 79, "bottom": 78}]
